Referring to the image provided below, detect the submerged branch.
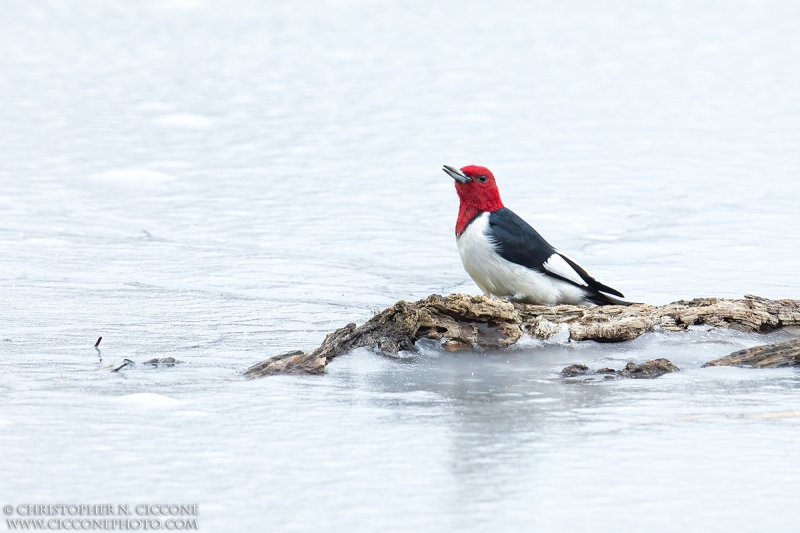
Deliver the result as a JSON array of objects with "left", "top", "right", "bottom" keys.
[
  {"left": 704, "top": 339, "right": 800, "bottom": 368},
  {"left": 243, "top": 293, "right": 800, "bottom": 378}
]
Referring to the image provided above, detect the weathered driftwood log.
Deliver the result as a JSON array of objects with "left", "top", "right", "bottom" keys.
[
  {"left": 243, "top": 293, "right": 800, "bottom": 378},
  {"left": 562, "top": 359, "right": 679, "bottom": 380},
  {"left": 704, "top": 339, "right": 800, "bottom": 368}
]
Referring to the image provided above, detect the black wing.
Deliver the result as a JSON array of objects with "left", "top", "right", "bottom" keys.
[{"left": 487, "top": 207, "right": 625, "bottom": 298}]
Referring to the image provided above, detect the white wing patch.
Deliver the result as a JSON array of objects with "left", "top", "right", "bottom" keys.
[{"left": 543, "top": 253, "right": 588, "bottom": 287}]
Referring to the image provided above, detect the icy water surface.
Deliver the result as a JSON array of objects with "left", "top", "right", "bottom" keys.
[{"left": 2, "top": 1, "right": 800, "bottom": 532}]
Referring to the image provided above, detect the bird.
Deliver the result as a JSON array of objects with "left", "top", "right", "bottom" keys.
[{"left": 442, "top": 164, "right": 630, "bottom": 306}]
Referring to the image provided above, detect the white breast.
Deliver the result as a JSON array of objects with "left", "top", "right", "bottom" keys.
[{"left": 456, "top": 212, "right": 586, "bottom": 305}]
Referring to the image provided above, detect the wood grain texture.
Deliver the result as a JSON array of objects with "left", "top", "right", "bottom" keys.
[{"left": 243, "top": 294, "right": 800, "bottom": 378}]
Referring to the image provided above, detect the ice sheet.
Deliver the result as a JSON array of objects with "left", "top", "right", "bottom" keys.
[{"left": 1, "top": 1, "right": 800, "bottom": 531}]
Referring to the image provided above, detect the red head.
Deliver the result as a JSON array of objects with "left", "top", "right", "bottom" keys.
[{"left": 442, "top": 164, "right": 504, "bottom": 235}]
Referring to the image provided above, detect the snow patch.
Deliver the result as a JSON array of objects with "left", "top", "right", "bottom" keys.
[
  {"left": 154, "top": 114, "right": 214, "bottom": 129},
  {"left": 113, "top": 393, "right": 183, "bottom": 407},
  {"left": 150, "top": 0, "right": 208, "bottom": 9},
  {"left": 91, "top": 169, "right": 176, "bottom": 186}
]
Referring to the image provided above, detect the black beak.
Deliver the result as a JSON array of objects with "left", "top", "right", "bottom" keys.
[{"left": 442, "top": 165, "right": 470, "bottom": 183}]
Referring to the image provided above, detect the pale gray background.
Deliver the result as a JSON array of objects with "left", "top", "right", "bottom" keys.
[{"left": 1, "top": 1, "right": 799, "bottom": 532}]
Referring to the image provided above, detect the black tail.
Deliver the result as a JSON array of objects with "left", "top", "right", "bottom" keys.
[{"left": 584, "top": 291, "right": 635, "bottom": 306}]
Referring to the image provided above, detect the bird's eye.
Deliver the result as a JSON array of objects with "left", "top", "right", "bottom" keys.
[{"left": 477, "top": 175, "right": 487, "bottom": 183}]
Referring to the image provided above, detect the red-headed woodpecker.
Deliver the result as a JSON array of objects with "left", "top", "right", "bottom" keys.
[{"left": 442, "top": 164, "right": 630, "bottom": 306}]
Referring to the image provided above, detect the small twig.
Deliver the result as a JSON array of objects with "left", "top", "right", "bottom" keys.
[
  {"left": 94, "top": 336, "right": 103, "bottom": 362},
  {"left": 111, "top": 359, "right": 135, "bottom": 373}
]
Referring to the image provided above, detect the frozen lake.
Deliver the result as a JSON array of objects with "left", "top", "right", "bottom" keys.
[{"left": 1, "top": 1, "right": 800, "bottom": 531}]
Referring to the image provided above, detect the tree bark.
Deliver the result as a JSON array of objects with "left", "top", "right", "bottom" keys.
[
  {"left": 704, "top": 339, "right": 800, "bottom": 368},
  {"left": 243, "top": 294, "right": 800, "bottom": 378}
]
